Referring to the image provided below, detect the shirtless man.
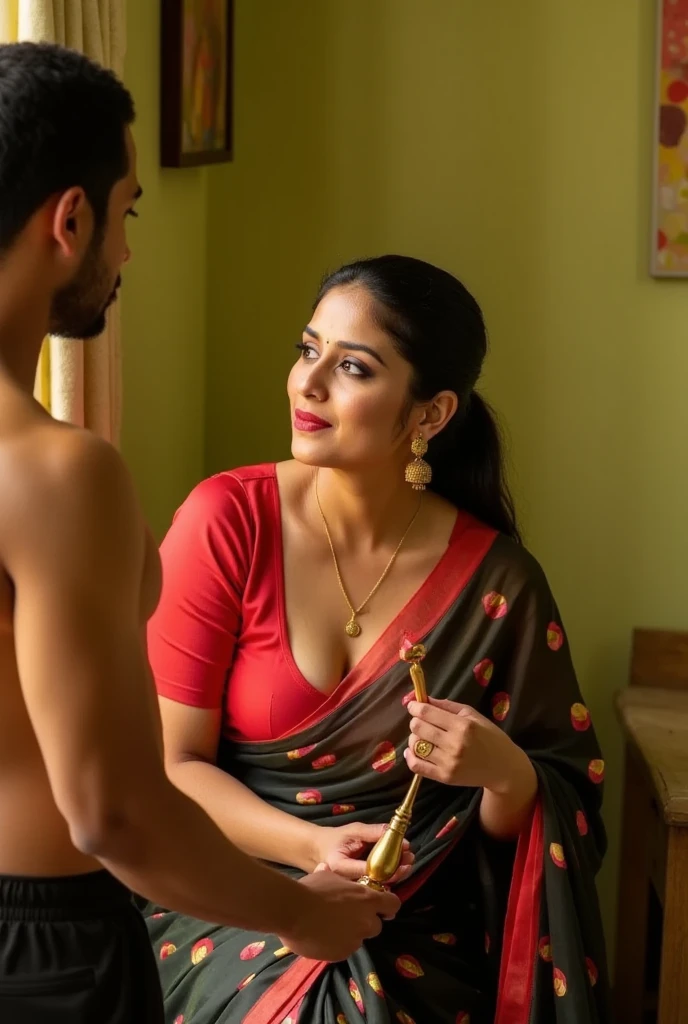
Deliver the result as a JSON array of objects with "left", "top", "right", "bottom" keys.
[{"left": 0, "top": 43, "right": 398, "bottom": 1023}]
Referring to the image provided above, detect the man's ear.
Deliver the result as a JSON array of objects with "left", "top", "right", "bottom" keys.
[{"left": 52, "top": 187, "right": 91, "bottom": 260}]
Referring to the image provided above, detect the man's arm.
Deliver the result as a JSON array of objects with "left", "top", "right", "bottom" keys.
[{"left": 5, "top": 430, "right": 397, "bottom": 951}]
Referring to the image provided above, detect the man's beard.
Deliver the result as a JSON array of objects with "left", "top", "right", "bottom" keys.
[{"left": 48, "top": 233, "right": 120, "bottom": 341}]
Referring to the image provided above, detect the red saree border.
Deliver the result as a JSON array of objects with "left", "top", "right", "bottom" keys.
[
  {"left": 241, "top": 836, "right": 462, "bottom": 1024},
  {"left": 241, "top": 956, "right": 325, "bottom": 1024},
  {"left": 273, "top": 507, "right": 498, "bottom": 741},
  {"left": 494, "top": 798, "right": 544, "bottom": 1024}
]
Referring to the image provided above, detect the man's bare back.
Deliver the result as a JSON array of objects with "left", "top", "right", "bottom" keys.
[{"left": 0, "top": 384, "right": 161, "bottom": 879}]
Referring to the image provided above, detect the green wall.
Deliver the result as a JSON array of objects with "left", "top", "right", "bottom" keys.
[
  {"left": 204, "top": 0, "right": 688, "bottom": 945},
  {"left": 122, "top": 0, "right": 208, "bottom": 539}
]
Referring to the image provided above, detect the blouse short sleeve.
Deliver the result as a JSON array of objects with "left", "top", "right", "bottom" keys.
[{"left": 148, "top": 473, "right": 254, "bottom": 710}]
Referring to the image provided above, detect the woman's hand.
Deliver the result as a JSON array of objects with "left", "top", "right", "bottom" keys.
[
  {"left": 310, "top": 822, "right": 415, "bottom": 883},
  {"left": 405, "top": 697, "right": 537, "bottom": 840}
]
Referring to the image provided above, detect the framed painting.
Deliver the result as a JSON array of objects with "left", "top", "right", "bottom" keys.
[
  {"left": 652, "top": 0, "right": 688, "bottom": 275},
  {"left": 161, "top": 0, "right": 234, "bottom": 168}
]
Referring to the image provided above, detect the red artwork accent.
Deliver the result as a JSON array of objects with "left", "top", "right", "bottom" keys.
[
  {"left": 395, "top": 954, "right": 424, "bottom": 979},
  {"left": 546, "top": 623, "right": 564, "bottom": 651},
  {"left": 332, "top": 803, "right": 355, "bottom": 815},
  {"left": 588, "top": 759, "right": 605, "bottom": 784},
  {"left": 174, "top": 1017, "right": 185, "bottom": 1024},
  {"left": 295, "top": 789, "right": 322, "bottom": 805},
  {"left": 456, "top": 1015, "right": 471, "bottom": 1024},
  {"left": 668, "top": 79, "right": 688, "bottom": 103},
  {"left": 241, "top": 941, "right": 266, "bottom": 960},
  {"left": 396, "top": 1013, "right": 416, "bottom": 1024},
  {"left": 473, "top": 658, "right": 494, "bottom": 687},
  {"left": 160, "top": 942, "right": 176, "bottom": 960},
  {"left": 432, "top": 932, "right": 457, "bottom": 945},
  {"left": 549, "top": 843, "right": 567, "bottom": 869},
  {"left": 576, "top": 810, "right": 589, "bottom": 836},
  {"left": 482, "top": 592, "right": 508, "bottom": 619},
  {"left": 238, "top": 973, "right": 256, "bottom": 990},
  {"left": 494, "top": 800, "right": 545, "bottom": 1024},
  {"left": 371, "top": 740, "right": 396, "bottom": 773},
  {"left": 312, "top": 753, "right": 337, "bottom": 770},
  {"left": 661, "top": 0, "right": 688, "bottom": 69}
]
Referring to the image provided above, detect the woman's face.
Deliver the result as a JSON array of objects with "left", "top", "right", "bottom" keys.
[{"left": 288, "top": 284, "right": 420, "bottom": 472}]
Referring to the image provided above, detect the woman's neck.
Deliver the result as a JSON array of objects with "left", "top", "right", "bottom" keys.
[{"left": 312, "top": 464, "right": 422, "bottom": 553}]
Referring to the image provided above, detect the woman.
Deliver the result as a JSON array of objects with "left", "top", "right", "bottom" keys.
[{"left": 145, "top": 256, "right": 610, "bottom": 1023}]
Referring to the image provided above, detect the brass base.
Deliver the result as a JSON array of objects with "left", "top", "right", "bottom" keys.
[{"left": 357, "top": 876, "right": 389, "bottom": 892}]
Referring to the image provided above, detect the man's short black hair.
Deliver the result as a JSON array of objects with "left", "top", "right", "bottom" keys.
[{"left": 0, "top": 42, "right": 135, "bottom": 251}]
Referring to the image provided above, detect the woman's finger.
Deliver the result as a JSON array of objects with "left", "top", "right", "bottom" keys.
[
  {"left": 407, "top": 701, "right": 452, "bottom": 730},
  {"left": 408, "top": 718, "right": 447, "bottom": 749},
  {"left": 389, "top": 863, "right": 413, "bottom": 885},
  {"left": 330, "top": 856, "right": 369, "bottom": 880},
  {"left": 404, "top": 746, "right": 445, "bottom": 782}
]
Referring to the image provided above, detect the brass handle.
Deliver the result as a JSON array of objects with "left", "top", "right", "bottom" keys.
[{"left": 358, "top": 644, "right": 428, "bottom": 891}]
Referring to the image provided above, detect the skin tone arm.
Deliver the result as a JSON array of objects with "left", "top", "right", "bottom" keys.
[
  {"left": 4, "top": 428, "right": 398, "bottom": 959},
  {"left": 161, "top": 701, "right": 322, "bottom": 872}
]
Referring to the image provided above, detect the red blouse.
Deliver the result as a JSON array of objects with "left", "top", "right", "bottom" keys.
[
  {"left": 148, "top": 464, "right": 328, "bottom": 742},
  {"left": 149, "top": 463, "right": 487, "bottom": 743}
]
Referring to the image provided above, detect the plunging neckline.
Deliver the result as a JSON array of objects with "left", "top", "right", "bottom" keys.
[{"left": 270, "top": 466, "right": 463, "bottom": 700}]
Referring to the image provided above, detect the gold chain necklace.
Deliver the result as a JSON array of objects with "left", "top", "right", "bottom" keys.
[{"left": 314, "top": 470, "right": 423, "bottom": 638}]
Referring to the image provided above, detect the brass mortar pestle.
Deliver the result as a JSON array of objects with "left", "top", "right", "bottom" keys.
[{"left": 358, "top": 643, "right": 428, "bottom": 891}]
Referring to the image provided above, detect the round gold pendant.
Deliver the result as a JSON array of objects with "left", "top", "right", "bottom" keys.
[{"left": 345, "top": 618, "right": 361, "bottom": 638}]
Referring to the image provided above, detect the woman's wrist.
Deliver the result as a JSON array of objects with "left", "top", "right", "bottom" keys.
[
  {"left": 486, "top": 738, "right": 537, "bottom": 799},
  {"left": 294, "top": 821, "right": 325, "bottom": 873},
  {"left": 479, "top": 745, "right": 537, "bottom": 840}
]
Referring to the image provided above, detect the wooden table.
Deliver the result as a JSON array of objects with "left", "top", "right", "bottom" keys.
[{"left": 614, "top": 685, "right": 688, "bottom": 1024}]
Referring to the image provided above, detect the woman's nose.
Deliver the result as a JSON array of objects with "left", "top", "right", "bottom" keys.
[{"left": 297, "top": 364, "right": 328, "bottom": 401}]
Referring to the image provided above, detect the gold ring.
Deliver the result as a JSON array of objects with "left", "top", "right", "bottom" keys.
[{"left": 414, "top": 739, "right": 434, "bottom": 760}]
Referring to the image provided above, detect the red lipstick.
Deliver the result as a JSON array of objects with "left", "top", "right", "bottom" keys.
[{"left": 294, "top": 409, "right": 332, "bottom": 432}]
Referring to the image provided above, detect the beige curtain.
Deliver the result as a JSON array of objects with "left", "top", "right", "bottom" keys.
[{"left": 0, "top": 0, "right": 127, "bottom": 444}]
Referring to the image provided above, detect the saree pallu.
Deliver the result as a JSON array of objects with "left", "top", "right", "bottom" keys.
[{"left": 145, "top": 522, "right": 611, "bottom": 1024}]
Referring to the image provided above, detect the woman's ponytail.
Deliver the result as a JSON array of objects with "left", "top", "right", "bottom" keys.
[{"left": 429, "top": 392, "right": 520, "bottom": 542}]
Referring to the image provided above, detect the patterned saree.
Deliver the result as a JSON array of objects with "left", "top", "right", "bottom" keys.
[{"left": 145, "top": 517, "right": 611, "bottom": 1024}]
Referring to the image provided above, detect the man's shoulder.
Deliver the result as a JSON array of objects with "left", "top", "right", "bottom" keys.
[
  {"left": 0, "top": 421, "right": 139, "bottom": 565},
  {"left": 1, "top": 420, "right": 128, "bottom": 499}
]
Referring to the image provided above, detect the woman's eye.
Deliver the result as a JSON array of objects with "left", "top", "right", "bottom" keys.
[
  {"left": 295, "top": 342, "right": 317, "bottom": 359},
  {"left": 341, "top": 359, "right": 368, "bottom": 377}
]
